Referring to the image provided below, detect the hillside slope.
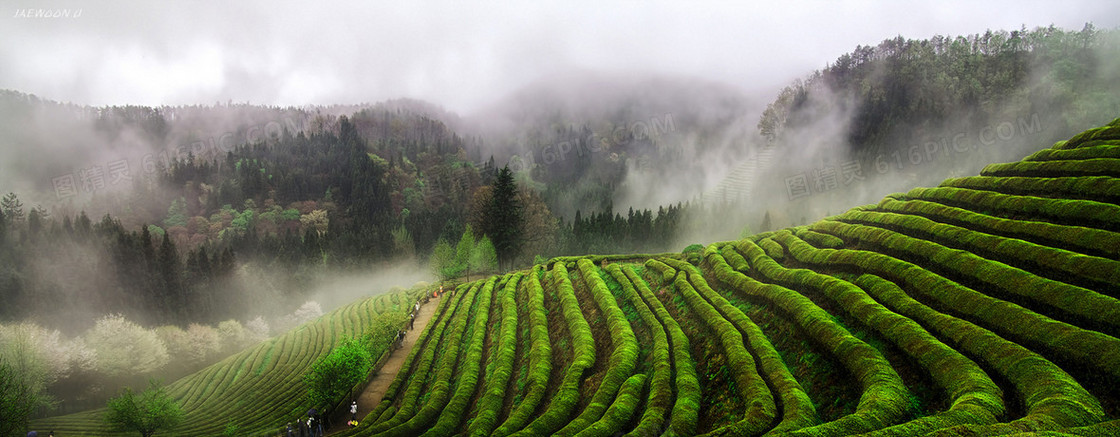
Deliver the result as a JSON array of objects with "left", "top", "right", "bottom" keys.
[
  {"left": 32, "top": 119, "right": 1120, "bottom": 437},
  {"left": 32, "top": 288, "right": 425, "bottom": 436},
  {"left": 345, "top": 118, "right": 1120, "bottom": 436}
]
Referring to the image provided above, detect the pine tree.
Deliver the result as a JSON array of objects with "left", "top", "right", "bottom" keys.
[
  {"left": 26, "top": 208, "right": 42, "bottom": 237},
  {"left": 198, "top": 246, "right": 212, "bottom": 279},
  {"left": 482, "top": 166, "right": 522, "bottom": 269},
  {"left": 75, "top": 211, "right": 92, "bottom": 239},
  {"left": 138, "top": 225, "right": 159, "bottom": 314},
  {"left": 158, "top": 232, "right": 183, "bottom": 323},
  {"left": 0, "top": 193, "right": 23, "bottom": 225},
  {"left": 164, "top": 197, "right": 188, "bottom": 228}
]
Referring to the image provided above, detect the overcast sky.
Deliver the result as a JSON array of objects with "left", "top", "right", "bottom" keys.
[{"left": 3, "top": 0, "right": 1118, "bottom": 114}]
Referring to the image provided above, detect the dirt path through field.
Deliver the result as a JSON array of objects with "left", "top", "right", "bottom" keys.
[{"left": 326, "top": 294, "right": 440, "bottom": 435}]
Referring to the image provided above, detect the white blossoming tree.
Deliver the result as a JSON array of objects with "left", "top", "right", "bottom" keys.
[{"left": 85, "top": 315, "right": 169, "bottom": 376}]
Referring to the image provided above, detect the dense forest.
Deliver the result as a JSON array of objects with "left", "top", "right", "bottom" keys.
[{"left": 0, "top": 101, "right": 695, "bottom": 329}]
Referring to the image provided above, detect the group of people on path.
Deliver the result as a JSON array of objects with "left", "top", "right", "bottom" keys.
[
  {"left": 284, "top": 409, "right": 324, "bottom": 437},
  {"left": 284, "top": 286, "right": 443, "bottom": 436},
  {"left": 396, "top": 294, "right": 427, "bottom": 349}
]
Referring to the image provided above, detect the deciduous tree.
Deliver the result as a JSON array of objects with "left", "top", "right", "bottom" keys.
[
  {"left": 85, "top": 315, "right": 169, "bottom": 376},
  {"left": 0, "top": 361, "right": 39, "bottom": 437},
  {"left": 456, "top": 225, "right": 475, "bottom": 279},
  {"left": 105, "top": 379, "right": 183, "bottom": 437},
  {"left": 429, "top": 238, "right": 456, "bottom": 280},
  {"left": 303, "top": 337, "right": 372, "bottom": 409},
  {"left": 0, "top": 324, "right": 56, "bottom": 436},
  {"left": 470, "top": 235, "right": 499, "bottom": 275}
]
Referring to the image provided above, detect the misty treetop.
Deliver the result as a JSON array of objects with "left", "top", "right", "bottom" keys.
[
  {"left": 0, "top": 101, "right": 694, "bottom": 335},
  {"left": 759, "top": 24, "right": 1120, "bottom": 156}
]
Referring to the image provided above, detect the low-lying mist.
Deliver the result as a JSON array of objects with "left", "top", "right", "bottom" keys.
[
  {"left": 666, "top": 25, "right": 1120, "bottom": 246},
  {"left": 252, "top": 260, "right": 435, "bottom": 317}
]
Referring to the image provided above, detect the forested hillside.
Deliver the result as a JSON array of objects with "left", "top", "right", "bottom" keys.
[
  {"left": 759, "top": 24, "right": 1120, "bottom": 153},
  {"left": 0, "top": 96, "right": 696, "bottom": 329},
  {"left": 4, "top": 25, "right": 1120, "bottom": 329},
  {"left": 335, "top": 117, "right": 1120, "bottom": 437},
  {"left": 737, "top": 24, "right": 1120, "bottom": 234}
]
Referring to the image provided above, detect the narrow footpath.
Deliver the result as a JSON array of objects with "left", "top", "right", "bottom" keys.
[{"left": 326, "top": 294, "right": 441, "bottom": 435}]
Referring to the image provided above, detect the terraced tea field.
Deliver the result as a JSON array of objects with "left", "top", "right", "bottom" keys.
[
  {"left": 341, "top": 119, "right": 1120, "bottom": 436},
  {"left": 33, "top": 288, "right": 427, "bottom": 436},
  {"left": 35, "top": 119, "right": 1120, "bottom": 436}
]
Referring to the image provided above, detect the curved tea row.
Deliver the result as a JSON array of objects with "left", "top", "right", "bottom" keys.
[
  {"left": 35, "top": 119, "right": 1120, "bottom": 436},
  {"left": 346, "top": 118, "right": 1120, "bottom": 436}
]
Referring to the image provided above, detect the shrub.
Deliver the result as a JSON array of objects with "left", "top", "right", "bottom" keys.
[
  {"left": 574, "top": 373, "right": 648, "bottom": 437},
  {"left": 553, "top": 260, "right": 640, "bottom": 436},
  {"left": 303, "top": 336, "right": 372, "bottom": 409},
  {"left": 981, "top": 158, "right": 1120, "bottom": 178},
  {"left": 644, "top": 259, "right": 675, "bottom": 284},
  {"left": 368, "top": 283, "right": 477, "bottom": 435},
  {"left": 365, "top": 288, "right": 458, "bottom": 430},
  {"left": 710, "top": 242, "right": 911, "bottom": 436},
  {"left": 812, "top": 219, "right": 1120, "bottom": 380},
  {"left": 511, "top": 262, "right": 595, "bottom": 437},
  {"left": 875, "top": 196, "right": 1120, "bottom": 259},
  {"left": 423, "top": 276, "right": 498, "bottom": 436},
  {"left": 903, "top": 186, "right": 1120, "bottom": 232},
  {"left": 769, "top": 229, "right": 1105, "bottom": 431},
  {"left": 621, "top": 265, "right": 699, "bottom": 436},
  {"left": 493, "top": 267, "right": 552, "bottom": 437},
  {"left": 764, "top": 231, "right": 1005, "bottom": 435},
  {"left": 693, "top": 245, "right": 819, "bottom": 434},
  {"left": 605, "top": 264, "right": 673, "bottom": 436},
  {"left": 660, "top": 257, "right": 775, "bottom": 436},
  {"left": 468, "top": 272, "right": 523, "bottom": 437},
  {"left": 940, "top": 175, "right": 1120, "bottom": 203}
]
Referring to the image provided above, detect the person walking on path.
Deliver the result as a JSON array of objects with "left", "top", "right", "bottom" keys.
[
  {"left": 323, "top": 289, "right": 441, "bottom": 435},
  {"left": 409, "top": 313, "right": 415, "bottom": 330},
  {"left": 350, "top": 400, "right": 358, "bottom": 422}
]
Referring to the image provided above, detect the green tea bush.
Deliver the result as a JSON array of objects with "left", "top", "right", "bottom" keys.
[
  {"left": 712, "top": 241, "right": 911, "bottom": 436},
  {"left": 467, "top": 273, "right": 523, "bottom": 437},
  {"left": 622, "top": 265, "right": 700, "bottom": 436},
  {"left": 493, "top": 267, "right": 553, "bottom": 437},
  {"left": 510, "top": 263, "right": 595, "bottom": 437},
  {"left": 604, "top": 264, "right": 673, "bottom": 437}
]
